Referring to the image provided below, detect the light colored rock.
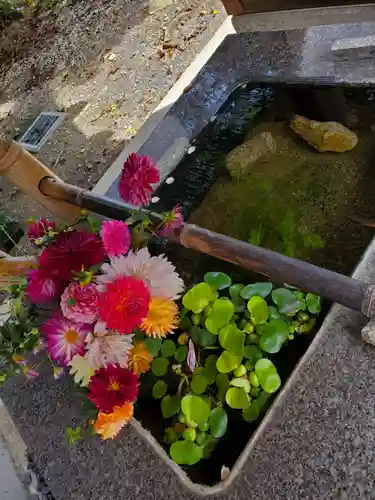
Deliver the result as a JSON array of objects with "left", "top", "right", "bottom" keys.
[
  {"left": 226, "top": 131, "right": 276, "bottom": 178},
  {"left": 290, "top": 114, "right": 358, "bottom": 153}
]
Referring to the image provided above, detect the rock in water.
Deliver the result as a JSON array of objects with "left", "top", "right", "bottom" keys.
[
  {"left": 226, "top": 131, "right": 276, "bottom": 178},
  {"left": 290, "top": 114, "right": 358, "bottom": 153}
]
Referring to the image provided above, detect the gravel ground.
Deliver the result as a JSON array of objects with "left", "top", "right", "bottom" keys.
[{"left": 0, "top": 0, "right": 226, "bottom": 225}]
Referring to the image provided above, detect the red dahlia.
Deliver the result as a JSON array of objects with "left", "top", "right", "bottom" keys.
[
  {"left": 98, "top": 276, "right": 150, "bottom": 334},
  {"left": 118, "top": 153, "right": 160, "bottom": 207},
  {"left": 88, "top": 364, "right": 139, "bottom": 413},
  {"left": 38, "top": 230, "right": 105, "bottom": 280}
]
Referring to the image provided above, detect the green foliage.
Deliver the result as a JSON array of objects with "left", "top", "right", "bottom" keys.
[
  {"left": 144, "top": 338, "right": 162, "bottom": 357},
  {"left": 162, "top": 274, "right": 321, "bottom": 467},
  {"left": 66, "top": 426, "right": 83, "bottom": 447},
  {"left": 204, "top": 272, "right": 232, "bottom": 290}
]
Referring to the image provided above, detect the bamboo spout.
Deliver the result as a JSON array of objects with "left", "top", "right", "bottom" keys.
[
  {"left": 0, "top": 250, "right": 37, "bottom": 278},
  {"left": 39, "top": 176, "right": 369, "bottom": 313},
  {"left": 0, "top": 142, "right": 81, "bottom": 221}
]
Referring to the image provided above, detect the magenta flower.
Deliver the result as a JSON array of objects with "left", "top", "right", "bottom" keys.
[
  {"left": 26, "top": 269, "right": 64, "bottom": 304},
  {"left": 60, "top": 282, "right": 99, "bottom": 324},
  {"left": 42, "top": 316, "right": 91, "bottom": 367},
  {"left": 100, "top": 220, "right": 131, "bottom": 258},
  {"left": 118, "top": 153, "right": 160, "bottom": 207},
  {"left": 160, "top": 205, "right": 184, "bottom": 237}
]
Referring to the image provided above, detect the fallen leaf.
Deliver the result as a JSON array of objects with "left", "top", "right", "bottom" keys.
[
  {"left": 69, "top": 355, "right": 94, "bottom": 387},
  {"left": 212, "top": 9, "right": 220, "bottom": 15}
]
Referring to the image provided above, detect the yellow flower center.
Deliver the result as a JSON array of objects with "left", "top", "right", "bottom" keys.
[
  {"left": 108, "top": 378, "right": 120, "bottom": 392},
  {"left": 64, "top": 329, "right": 78, "bottom": 344}
]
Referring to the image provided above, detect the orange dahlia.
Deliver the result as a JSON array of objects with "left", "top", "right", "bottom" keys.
[
  {"left": 94, "top": 402, "right": 134, "bottom": 440},
  {"left": 128, "top": 342, "right": 153, "bottom": 375},
  {"left": 140, "top": 297, "right": 179, "bottom": 338}
]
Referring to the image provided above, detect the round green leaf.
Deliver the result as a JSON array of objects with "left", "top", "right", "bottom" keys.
[
  {"left": 225, "top": 387, "right": 250, "bottom": 410},
  {"left": 144, "top": 338, "right": 162, "bottom": 357},
  {"left": 151, "top": 357, "right": 169, "bottom": 376},
  {"left": 181, "top": 395, "right": 211, "bottom": 424},
  {"left": 204, "top": 272, "right": 232, "bottom": 290},
  {"left": 175, "top": 345, "right": 188, "bottom": 363},
  {"left": 229, "top": 284, "right": 244, "bottom": 299},
  {"left": 306, "top": 293, "right": 321, "bottom": 314},
  {"left": 161, "top": 339, "right": 176, "bottom": 358},
  {"left": 268, "top": 306, "right": 288, "bottom": 322},
  {"left": 243, "top": 345, "right": 263, "bottom": 364},
  {"left": 219, "top": 324, "right": 245, "bottom": 356},
  {"left": 272, "top": 288, "right": 305, "bottom": 316},
  {"left": 230, "top": 377, "right": 251, "bottom": 392},
  {"left": 216, "top": 351, "right": 241, "bottom": 373},
  {"left": 255, "top": 359, "right": 281, "bottom": 394},
  {"left": 152, "top": 380, "right": 167, "bottom": 399},
  {"left": 205, "top": 299, "right": 235, "bottom": 334},
  {"left": 216, "top": 373, "right": 230, "bottom": 402},
  {"left": 183, "top": 283, "right": 217, "bottom": 313},
  {"left": 258, "top": 319, "right": 289, "bottom": 354},
  {"left": 240, "top": 282, "right": 272, "bottom": 300},
  {"left": 170, "top": 440, "right": 202, "bottom": 465},
  {"left": 161, "top": 395, "right": 181, "bottom": 418},
  {"left": 204, "top": 355, "right": 218, "bottom": 384},
  {"left": 201, "top": 435, "right": 218, "bottom": 459},
  {"left": 191, "top": 375, "right": 209, "bottom": 395},
  {"left": 243, "top": 391, "right": 271, "bottom": 422},
  {"left": 190, "top": 326, "right": 217, "bottom": 347},
  {"left": 209, "top": 407, "right": 228, "bottom": 438},
  {"left": 247, "top": 296, "right": 269, "bottom": 324}
]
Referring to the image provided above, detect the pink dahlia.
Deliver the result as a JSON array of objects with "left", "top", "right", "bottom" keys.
[
  {"left": 118, "top": 153, "right": 160, "bottom": 207},
  {"left": 98, "top": 275, "right": 150, "bottom": 334},
  {"left": 26, "top": 269, "right": 64, "bottom": 304},
  {"left": 42, "top": 316, "right": 91, "bottom": 367},
  {"left": 27, "top": 217, "right": 56, "bottom": 243},
  {"left": 61, "top": 282, "right": 99, "bottom": 324},
  {"left": 38, "top": 230, "right": 105, "bottom": 280},
  {"left": 100, "top": 220, "right": 131, "bottom": 258},
  {"left": 159, "top": 205, "right": 184, "bottom": 237}
]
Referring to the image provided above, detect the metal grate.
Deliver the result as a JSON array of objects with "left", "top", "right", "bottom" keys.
[{"left": 18, "top": 112, "right": 65, "bottom": 152}]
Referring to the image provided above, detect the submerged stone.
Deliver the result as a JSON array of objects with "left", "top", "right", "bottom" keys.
[{"left": 290, "top": 114, "right": 358, "bottom": 153}]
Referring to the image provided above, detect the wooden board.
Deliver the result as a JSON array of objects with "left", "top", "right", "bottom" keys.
[{"left": 222, "top": 0, "right": 375, "bottom": 14}]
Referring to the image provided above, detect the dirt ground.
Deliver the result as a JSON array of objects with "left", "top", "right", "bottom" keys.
[{"left": 0, "top": 0, "right": 226, "bottom": 223}]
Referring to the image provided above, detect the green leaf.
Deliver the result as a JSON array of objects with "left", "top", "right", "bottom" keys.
[
  {"left": 170, "top": 440, "right": 202, "bottom": 465},
  {"left": 216, "top": 351, "right": 241, "bottom": 373},
  {"left": 225, "top": 387, "right": 250, "bottom": 410},
  {"left": 306, "top": 293, "right": 321, "bottom": 314},
  {"left": 161, "top": 395, "right": 181, "bottom": 418},
  {"left": 183, "top": 283, "right": 217, "bottom": 313},
  {"left": 242, "top": 391, "right": 271, "bottom": 422},
  {"left": 152, "top": 380, "right": 167, "bottom": 399},
  {"left": 255, "top": 359, "right": 281, "bottom": 394},
  {"left": 145, "top": 338, "right": 162, "bottom": 357},
  {"left": 243, "top": 345, "right": 263, "bottom": 364},
  {"left": 230, "top": 377, "right": 251, "bottom": 392},
  {"left": 247, "top": 296, "right": 269, "bottom": 324},
  {"left": 258, "top": 319, "right": 289, "bottom": 354},
  {"left": 216, "top": 373, "right": 230, "bottom": 402},
  {"left": 201, "top": 435, "right": 218, "bottom": 459},
  {"left": 175, "top": 345, "right": 188, "bottom": 363},
  {"left": 204, "top": 272, "right": 232, "bottom": 290},
  {"left": 272, "top": 288, "right": 305, "bottom": 316},
  {"left": 240, "top": 282, "right": 272, "bottom": 300},
  {"left": 161, "top": 339, "right": 176, "bottom": 358},
  {"left": 191, "top": 375, "right": 209, "bottom": 395},
  {"left": 219, "top": 324, "right": 245, "bottom": 356},
  {"left": 229, "top": 284, "right": 246, "bottom": 312},
  {"left": 204, "top": 355, "right": 218, "bottom": 384},
  {"left": 181, "top": 395, "right": 211, "bottom": 424},
  {"left": 151, "top": 357, "right": 169, "bottom": 376},
  {"left": 209, "top": 408, "right": 228, "bottom": 438},
  {"left": 190, "top": 326, "right": 217, "bottom": 347},
  {"left": 66, "top": 426, "right": 83, "bottom": 446},
  {"left": 205, "top": 299, "right": 235, "bottom": 334},
  {"left": 87, "top": 215, "right": 101, "bottom": 234}
]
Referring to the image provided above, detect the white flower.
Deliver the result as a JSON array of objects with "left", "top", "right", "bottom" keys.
[
  {"left": 85, "top": 322, "right": 133, "bottom": 370},
  {"left": 96, "top": 248, "right": 184, "bottom": 299}
]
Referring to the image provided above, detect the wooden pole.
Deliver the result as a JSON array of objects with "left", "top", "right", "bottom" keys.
[
  {"left": 221, "top": 0, "right": 245, "bottom": 14},
  {"left": 39, "top": 176, "right": 369, "bottom": 312},
  {"left": 0, "top": 142, "right": 81, "bottom": 221},
  {"left": 0, "top": 250, "right": 37, "bottom": 277}
]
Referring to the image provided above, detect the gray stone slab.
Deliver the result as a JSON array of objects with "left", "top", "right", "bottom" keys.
[
  {"left": 0, "top": 433, "right": 29, "bottom": 500},
  {"left": 3, "top": 21, "right": 375, "bottom": 500}
]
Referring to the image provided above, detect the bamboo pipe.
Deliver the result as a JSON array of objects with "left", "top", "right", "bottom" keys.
[
  {"left": 0, "top": 142, "right": 81, "bottom": 221},
  {"left": 0, "top": 250, "right": 37, "bottom": 277},
  {"left": 39, "top": 176, "right": 369, "bottom": 312}
]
